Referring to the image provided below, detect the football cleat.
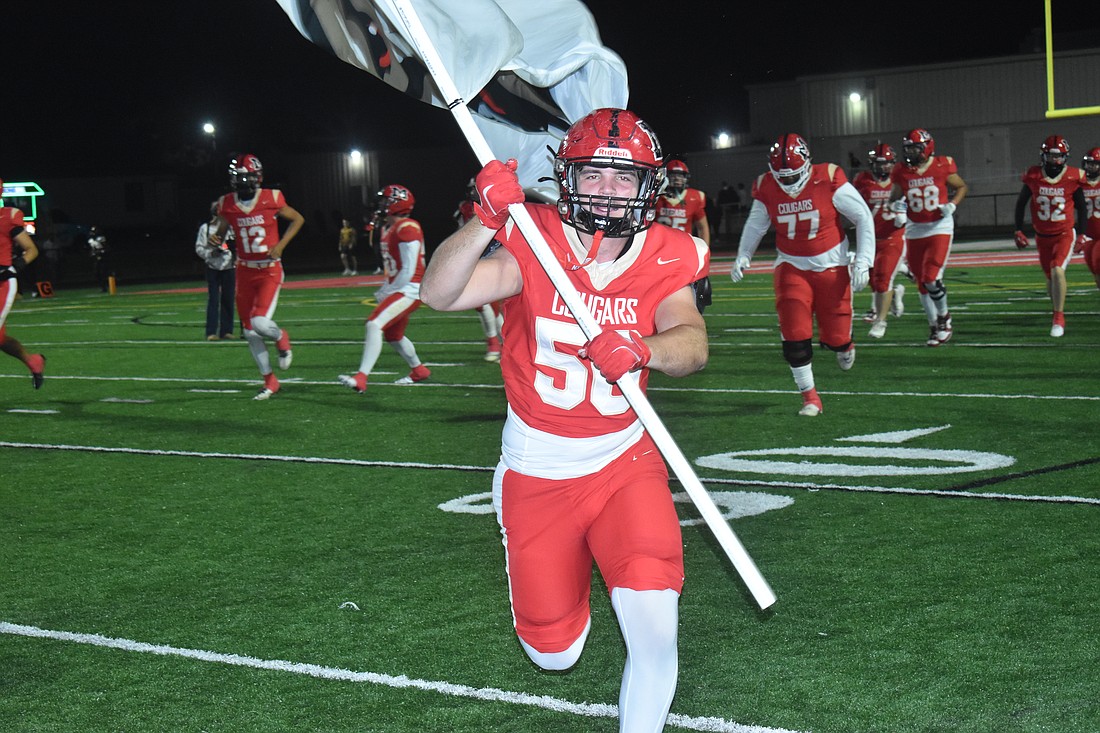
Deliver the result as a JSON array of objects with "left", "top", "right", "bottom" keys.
[
  {"left": 338, "top": 372, "right": 368, "bottom": 393},
  {"left": 27, "top": 354, "right": 46, "bottom": 390},
  {"left": 1050, "top": 324, "right": 1065, "bottom": 338},
  {"left": 798, "top": 400, "right": 822, "bottom": 417},
  {"left": 276, "top": 329, "right": 293, "bottom": 370},
  {"left": 254, "top": 387, "right": 277, "bottom": 401},
  {"left": 836, "top": 346, "right": 856, "bottom": 371},
  {"left": 935, "top": 313, "right": 953, "bottom": 344},
  {"left": 484, "top": 350, "right": 501, "bottom": 363},
  {"left": 254, "top": 373, "right": 279, "bottom": 400},
  {"left": 395, "top": 364, "right": 431, "bottom": 385},
  {"left": 891, "top": 284, "right": 905, "bottom": 317},
  {"left": 926, "top": 324, "right": 942, "bottom": 347},
  {"left": 862, "top": 308, "right": 878, "bottom": 323},
  {"left": 868, "top": 321, "right": 887, "bottom": 338}
]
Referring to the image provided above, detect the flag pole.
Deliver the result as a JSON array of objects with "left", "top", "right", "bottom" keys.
[{"left": 389, "top": 0, "right": 775, "bottom": 610}]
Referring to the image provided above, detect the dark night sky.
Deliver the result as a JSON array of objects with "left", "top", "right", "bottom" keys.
[{"left": 4, "top": 1, "right": 1096, "bottom": 179}]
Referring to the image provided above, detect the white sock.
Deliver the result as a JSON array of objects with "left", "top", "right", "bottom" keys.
[
  {"left": 357, "top": 321, "right": 384, "bottom": 374},
  {"left": 244, "top": 329, "right": 272, "bottom": 374},
  {"left": 476, "top": 304, "right": 499, "bottom": 339},
  {"left": 611, "top": 588, "right": 679, "bottom": 733},
  {"left": 790, "top": 364, "right": 815, "bottom": 393},
  {"left": 389, "top": 336, "right": 422, "bottom": 369},
  {"left": 518, "top": 618, "right": 591, "bottom": 671}
]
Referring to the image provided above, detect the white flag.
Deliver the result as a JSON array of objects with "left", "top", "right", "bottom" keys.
[{"left": 274, "top": 0, "right": 628, "bottom": 200}]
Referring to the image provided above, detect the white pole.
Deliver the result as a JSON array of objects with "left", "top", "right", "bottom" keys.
[{"left": 389, "top": 0, "right": 776, "bottom": 610}]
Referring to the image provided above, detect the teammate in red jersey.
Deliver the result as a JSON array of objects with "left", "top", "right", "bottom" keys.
[
  {"left": 1074, "top": 147, "right": 1100, "bottom": 292},
  {"left": 889, "top": 129, "right": 968, "bottom": 346},
  {"left": 1013, "top": 135, "right": 1090, "bottom": 337},
  {"left": 211, "top": 154, "right": 304, "bottom": 400},
  {"left": 421, "top": 108, "right": 708, "bottom": 733},
  {"left": 453, "top": 178, "right": 503, "bottom": 362},
  {"left": 0, "top": 183, "right": 46, "bottom": 389},
  {"left": 337, "top": 184, "right": 431, "bottom": 392},
  {"left": 655, "top": 159, "right": 712, "bottom": 312},
  {"left": 852, "top": 144, "right": 908, "bottom": 338},
  {"left": 732, "top": 133, "right": 874, "bottom": 416}
]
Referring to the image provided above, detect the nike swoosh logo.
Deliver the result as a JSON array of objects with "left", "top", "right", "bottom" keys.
[{"left": 657, "top": 257, "right": 680, "bottom": 265}]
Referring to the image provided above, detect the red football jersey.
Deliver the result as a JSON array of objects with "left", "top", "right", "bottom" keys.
[
  {"left": 753, "top": 163, "right": 849, "bottom": 257},
  {"left": 852, "top": 171, "right": 904, "bottom": 241},
  {"left": 454, "top": 199, "right": 476, "bottom": 226},
  {"left": 497, "top": 204, "right": 707, "bottom": 440},
  {"left": 380, "top": 217, "right": 426, "bottom": 290},
  {"left": 1021, "top": 166, "right": 1084, "bottom": 237},
  {"left": 1082, "top": 177, "right": 1100, "bottom": 240},
  {"left": 890, "top": 156, "right": 958, "bottom": 223},
  {"left": 216, "top": 189, "right": 288, "bottom": 263},
  {"left": 0, "top": 207, "right": 27, "bottom": 267},
  {"left": 655, "top": 188, "right": 707, "bottom": 233}
]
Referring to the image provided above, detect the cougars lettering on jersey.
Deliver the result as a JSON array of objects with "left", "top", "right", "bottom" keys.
[
  {"left": 890, "top": 156, "right": 957, "bottom": 224},
  {"left": 380, "top": 217, "right": 426, "bottom": 296},
  {"left": 498, "top": 204, "right": 707, "bottom": 442},
  {"left": 1082, "top": 177, "right": 1100, "bottom": 240},
  {"left": 1, "top": 207, "right": 27, "bottom": 267},
  {"left": 853, "top": 171, "right": 904, "bottom": 242},
  {"left": 753, "top": 163, "right": 848, "bottom": 257},
  {"left": 217, "top": 189, "right": 288, "bottom": 263},
  {"left": 1021, "top": 165, "right": 1084, "bottom": 237},
  {"left": 655, "top": 188, "right": 707, "bottom": 233}
]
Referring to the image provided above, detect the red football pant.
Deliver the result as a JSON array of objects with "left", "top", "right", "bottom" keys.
[
  {"left": 906, "top": 232, "right": 952, "bottom": 293},
  {"left": 368, "top": 291, "right": 422, "bottom": 341},
  {"left": 1036, "top": 229, "right": 1074, "bottom": 277},
  {"left": 871, "top": 230, "right": 906, "bottom": 293},
  {"left": 494, "top": 435, "right": 684, "bottom": 653},
  {"left": 774, "top": 262, "right": 853, "bottom": 348},
  {"left": 235, "top": 264, "right": 284, "bottom": 331}
]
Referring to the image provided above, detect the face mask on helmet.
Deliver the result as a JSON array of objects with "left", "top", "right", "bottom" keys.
[
  {"left": 554, "top": 108, "right": 665, "bottom": 237},
  {"left": 1083, "top": 148, "right": 1100, "bottom": 181},
  {"left": 869, "top": 144, "right": 896, "bottom": 181},
  {"left": 1041, "top": 136, "right": 1070, "bottom": 178},
  {"left": 769, "top": 134, "right": 812, "bottom": 196},
  {"left": 229, "top": 154, "right": 263, "bottom": 198},
  {"left": 902, "top": 129, "right": 934, "bottom": 167},
  {"left": 665, "top": 160, "right": 690, "bottom": 196}
]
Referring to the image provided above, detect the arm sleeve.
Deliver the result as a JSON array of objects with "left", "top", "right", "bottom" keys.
[
  {"left": 1014, "top": 185, "right": 1031, "bottom": 231},
  {"left": 1074, "top": 188, "right": 1088, "bottom": 234},
  {"left": 833, "top": 182, "right": 875, "bottom": 268},
  {"left": 390, "top": 239, "right": 421, "bottom": 290},
  {"left": 736, "top": 199, "right": 771, "bottom": 260}
]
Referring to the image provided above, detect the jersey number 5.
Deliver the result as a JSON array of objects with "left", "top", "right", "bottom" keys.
[{"left": 533, "top": 317, "right": 634, "bottom": 416}]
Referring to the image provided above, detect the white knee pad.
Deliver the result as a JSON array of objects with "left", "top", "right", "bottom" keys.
[{"left": 518, "top": 617, "right": 591, "bottom": 671}]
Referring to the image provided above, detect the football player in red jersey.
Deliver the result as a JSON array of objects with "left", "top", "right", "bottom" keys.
[
  {"left": 1013, "top": 135, "right": 1090, "bottom": 337},
  {"left": 337, "top": 185, "right": 431, "bottom": 392},
  {"left": 889, "top": 129, "right": 968, "bottom": 346},
  {"left": 852, "top": 144, "right": 908, "bottom": 338},
  {"left": 1075, "top": 147, "right": 1100, "bottom": 291},
  {"left": 0, "top": 179, "right": 46, "bottom": 389},
  {"left": 211, "top": 154, "right": 305, "bottom": 400},
  {"left": 421, "top": 108, "right": 708, "bottom": 733},
  {"left": 453, "top": 178, "right": 503, "bottom": 362},
  {"left": 732, "top": 133, "right": 874, "bottom": 416},
  {"left": 655, "top": 159, "right": 712, "bottom": 313}
]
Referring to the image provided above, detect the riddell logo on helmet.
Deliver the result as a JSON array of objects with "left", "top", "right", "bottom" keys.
[{"left": 594, "top": 147, "right": 632, "bottom": 160}]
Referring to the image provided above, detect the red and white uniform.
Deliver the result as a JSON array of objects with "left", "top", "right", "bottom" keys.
[
  {"left": 369, "top": 216, "right": 426, "bottom": 340},
  {"left": 0, "top": 207, "right": 27, "bottom": 338},
  {"left": 491, "top": 204, "right": 707, "bottom": 650},
  {"left": 739, "top": 163, "right": 874, "bottom": 347},
  {"left": 1021, "top": 165, "right": 1084, "bottom": 277},
  {"left": 891, "top": 155, "right": 958, "bottom": 289},
  {"left": 1080, "top": 176, "right": 1100, "bottom": 276},
  {"left": 217, "top": 189, "right": 288, "bottom": 330},
  {"left": 853, "top": 170, "right": 906, "bottom": 293},
  {"left": 655, "top": 188, "right": 707, "bottom": 236}
]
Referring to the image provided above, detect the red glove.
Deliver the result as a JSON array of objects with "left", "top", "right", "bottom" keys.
[
  {"left": 1014, "top": 230, "right": 1030, "bottom": 249},
  {"left": 473, "top": 159, "right": 523, "bottom": 230},
  {"left": 580, "top": 329, "right": 652, "bottom": 382},
  {"left": 1075, "top": 234, "right": 1093, "bottom": 254}
]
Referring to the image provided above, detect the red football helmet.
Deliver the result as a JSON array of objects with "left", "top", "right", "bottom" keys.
[
  {"left": 377, "top": 184, "right": 415, "bottom": 216},
  {"left": 229, "top": 154, "right": 263, "bottom": 195},
  {"left": 554, "top": 108, "right": 665, "bottom": 236},
  {"left": 869, "top": 143, "right": 896, "bottom": 181},
  {"left": 665, "top": 159, "right": 690, "bottom": 195},
  {"left": 902, "top": 129, "right": 934, "bottom": 167},
  {"left": 1040, "top": 135, "right": 1070, "bottom": 177},
  {"left": 768, "top": 134, "right": 812, "bottom": 195},
  {"left": 1083, "top": 147, "right": 1100, "bottom": 181}
]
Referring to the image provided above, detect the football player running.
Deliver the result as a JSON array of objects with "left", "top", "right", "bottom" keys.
[
  {"left": 337, "top": 185, "right": 431, "bottom": 393},
  {"left": 732, "top": 133, "right": 875, "bottom": 416},
  {"left": 421, "top": 108, "right": 708, "bottom": 733},
  {"left": 889, "top": 129, "right": 968, "bottom": 346},
  {"left": 655, "top": 159, "right": 713, "bottom": 313},
  {"left": 0, "top": 179, "right": 46, "bottom": 389},
  {"left": 211, "top": 154, "right": 304, "bottom": 400},
  {"left": 852, "top": 144, "right": 908, "bottom": 338},
  {"left": 1013, "top": 135, "right": 1090, "bottom": 337},
  {"left": 1074, "top": 147, "right": 1100, "bottom": 292}
]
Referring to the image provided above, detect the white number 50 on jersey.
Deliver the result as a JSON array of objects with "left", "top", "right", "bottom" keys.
[{"left": 533, "top": 317, "right": 634, "bottom": 416}]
